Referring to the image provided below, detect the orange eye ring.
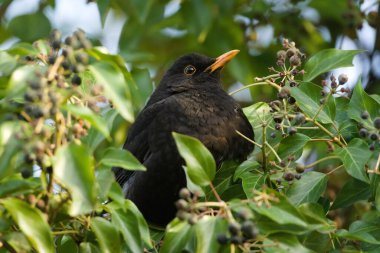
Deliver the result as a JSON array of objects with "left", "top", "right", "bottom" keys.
[{"left": 184, "top": 65, "right": 196, "bottom": 75}]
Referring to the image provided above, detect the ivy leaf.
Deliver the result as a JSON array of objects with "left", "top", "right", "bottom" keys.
[
  {"left": 303, "top": 49, "right": 364, "bottom": 82},
  {"left": 277, "top": 133, "right": 311, "bottom": 160},
  {"left": 172, "top": 132, "right": 216, "bottom": 186},
  {"left": 91, "top": 217, "right": 121, "bottom": 253},
  {"left": 331, "top": 178, "right": 371, "bottom": 209},
  {"left": 100, "top": 147, "right": 146, "bottom": 171},
  {"left": 290, "top": 82, "right": 335, "bottom": 124},
  {"left": 2, "top": 198, "right": 54, "bottom": 253},
  {"left": 287, "top": 172, "right": 328, "bottom": 206},
  {"left": 160, "top": 219, "right": 194, "bottom": 253},
  {"left": 54, "top": 143, "right": 96, "bottom": 215},
  {"left": 334, "top": 138, "right": 371, "bottom": 183}
]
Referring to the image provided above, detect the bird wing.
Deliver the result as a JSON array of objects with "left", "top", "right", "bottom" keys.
[{"left": 113, "top": 97, "right": 177, "bottom": 186}]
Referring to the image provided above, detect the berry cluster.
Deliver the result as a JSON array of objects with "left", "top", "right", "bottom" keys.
[
  {"left": 217, "top": 209, "right": 258, "bottom": 246},
  {"left": 358, "top": 112, "right": 380, "bottom": 151},
  {"left": 15, "top": 30, "right": 103, "bottom": 173},
  {"left": 175, "top": 188, "right": 204, "bottom": 225}
]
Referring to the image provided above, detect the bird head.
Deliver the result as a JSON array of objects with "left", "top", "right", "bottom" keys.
[{"left": 158, "top": 50, "right": 240, "bottom": 94}]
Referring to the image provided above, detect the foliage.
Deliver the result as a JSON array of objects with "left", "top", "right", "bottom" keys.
[{"left": 0, "top": 1, "right": 379, "bottom": 253}]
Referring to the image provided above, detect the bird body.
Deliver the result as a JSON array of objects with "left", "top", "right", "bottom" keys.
[{"left": 113, "top": 51, "right": 254, "bottom": 226}]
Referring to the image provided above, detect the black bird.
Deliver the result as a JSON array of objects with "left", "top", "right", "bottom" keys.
[{"left": 113, "top": 50, "right": 254, "bottom": 226}]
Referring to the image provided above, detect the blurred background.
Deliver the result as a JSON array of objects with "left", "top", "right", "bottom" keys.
[{"left": 0, "top": 0, "right": 379, "bottom": 103}]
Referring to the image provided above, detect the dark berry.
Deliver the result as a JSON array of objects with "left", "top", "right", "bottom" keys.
[
  {"left": 319, "top": 98, "right": 325, "bottom": 105},
  {"left": 320, "top": 90, "right": 326, "bottom": 97},
  {"left": 288, "top": 96, "right": 296, "bottom": 104},
  {"left": 62, "top": 61, "right": 70, "bottom": 70},
  {"left": 288, "top": 126, "right": 297, "bottom": 135},
  {"left": 286, "top": 48, "right": 297, "bottom": 58},
  {"left": 331, "top": 81, "right": 337, "bottom": 89},
  {"left": 295, "top": 163, "right": 305, "bottom": 173},
  {"left": 279, "top": 160, "right": 286, "bottom": 167},
  {"left": 30, "top": 80, "right": 42, "bottom": 90},
  {"left": 373, "top": 117, "right": 380, "bottom": 129},
  {"left": 217, "top": 234, "right": 229, "bottom": 245},
  {"left": 175, "top": 199, "right": 188, "bottom": 210},
  {"left": 273, "top": 115, "right": 283, "bottom": 123},
  {"left": 75, "top": 53, "right": 88, "bottom": 65},
  {"left": 179, "top": 188, "right": 191, "bottom": 199},
  {"left": 24, "top": 92, "right": 36, "bottom": 102},
  {"left": 71, "top": 75, "right": 82, "bottom": 86},
  {"left": 289, "top": 55, "right": 301, "bottom": 66},
  {"left": 277, "top": 50, "right": 286, "bottom": 60},
  {"left": 176, "top": 210, "right": 188, "bottom": 221},
  {"left": 283, "top": 172, "right": 295, "bottom": 181},
  {"left": 270, "top": 132, "right": 276, "bottom": 139},
  {"left": 48, "top": 55, "right": 56, "bottom": 65},
  {"left": 237, "top": 209, "right": 251, "bottom": 221},
  {"left": 295, "top": 174, "right": 302, "bottom": 180},
  {"left": 330, "top": 75, "right": 336, "bottom": 82},
  {"left": 370, "top": 133, "right": 379, "bottom": 141},
  {"left": 230, "top": 235, "right": 243, "bottom": 245},
  {"left": 294, "top": 113, "right": 306, "bottom": 125},
  {"left": 359, "top": 128, "right": 368, "bottom": 138},
  {"left": 64, "top": 36, "right": 73, "bottom": 45},
  {"left": 21, "top": 168, "right": 32, "bottom": 178},
  {"left": 370, "top": 143, "right": 375, "bottom": 151},
  {"left": 51, "top": 40, "right": 61, "bottom": 50},
  {"left": 275, "top": 123, "right": 281, "bottom": 131},
  {"left": 338, "top": 74, "right": 348, "bottom": 85},
  {"left": 241, "top": 221, "right": 258, "bottom": 239},
  {"left": 361, "top": 111, "right": 369, "bottom": 120},
  {"left": 228, "top": 222, "right": 240, "bottom": 235},
  {"left": 287, "top": 155, "right": 295, "bottom": 161}
]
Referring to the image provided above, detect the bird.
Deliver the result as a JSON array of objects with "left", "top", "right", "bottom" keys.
[{"left": 113, "top": 50, "right": 254, "bottom": 227}]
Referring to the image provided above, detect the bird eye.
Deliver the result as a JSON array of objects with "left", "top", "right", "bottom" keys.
[{"left": 184, "top": 65, "right": 196, "bottom": 75}]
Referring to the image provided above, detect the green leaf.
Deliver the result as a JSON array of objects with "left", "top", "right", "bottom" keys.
[
  {"left": 100, "top": 147, "right": 146, "bottom": 171},
  {"left": 54, "top": 143, "right": 96, "bottom": 215},
  {"left": 195, "top": 216, "right": 227, "bottom": 253},
  {"left": 331, "top": 178, "right": 371, "bottom": 209},
  {"left": 89, "top": 62, "right": 134, "bottom": 122},
  {"left": 0, "top": 178, "right": 39, "bottom": 198},
  {"left": 287, "top": 171, "right": 328, "bottom": 206},
  {"left": 250, "top": 190, "right": 308, "bottom": 228},
  {"left": 277, "top": 133, "right": 311, "bottom": 160},
  {"left": 8, "top": 12, "right": 51, "bottom": 42},
  {"left": 334, "top": 138, "right": 371, "bottom": 183},
  {"left": 264, "top": 234, "right": 315, "bottom": 253},
  {"left": 2, "top": 198, "right": 54, "bottom": 253},
  {"left": 91, "top": 217, "right": 121, "bottom": 253},
  {"left": 242, "top": 172, "right": 266, "bottom": 198},
  {"left": 172, "top": 132, "right": 216, "bottom": 186},
  {"left": 57, "top": 235, "right": 79, "bottom": 253},
  {"left": 64, "top": 104, "right": 110, "bottom": 140},
  {"left": 0, "top": 52, "right": 17, "bottom": 76},
  {"left": 348, "top": 79, "right": 380, "bottom": 125},
  {"left": 110, "top": 200, "right": 152, "bottom": 252},
  {"left": 0, "top": 122, "right": 20, "bottom": 180},
  {"left": 79, "top": 242, "right": 101, "bottom": 253},
  {"left": 290, "top": 82, "right": 335, "bottom": 124},
  {"left": 160, "top": 219, "right": 194, "bottom": 253},
  {"left": 303, "top": 49, "right": 364, "bottom": 82}
]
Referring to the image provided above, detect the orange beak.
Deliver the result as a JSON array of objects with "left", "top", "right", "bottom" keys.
[{"left": 204, "top": 50, "right": 240, "bottom": 73}]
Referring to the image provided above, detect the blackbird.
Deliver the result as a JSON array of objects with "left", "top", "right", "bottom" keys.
[{"left": 113, "top": 50, "right": 254, "bottom": 226}]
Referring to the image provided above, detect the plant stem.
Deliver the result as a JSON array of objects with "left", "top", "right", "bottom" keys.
[
  {"left": 262, "top": 125, "right": 267, "bottom": 173},
  {"left": 236, "top": 130, "right": 262, "bottom": 148},
  {"left": 326, "top": 164, "right": 344, "bottom": 175},
  {"left": 209, "top": 182, "right": 222, "bottom": 202},
  {"left": 264, "top": 141, "right": 281, "bottom": 162},
  {"left": 368, "top": 152, "right": 380, "bottom": 174},
  {"left": 228, "top": 82, "right": 267, "bottom": 96},
  {"left": 304, "top": 156, "right": 340, "bottom": 169}
]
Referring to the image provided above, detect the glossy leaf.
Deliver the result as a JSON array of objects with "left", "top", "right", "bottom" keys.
[
  {"left": 348, "top": 79, "right": 380, "bottom": 126},
  {"left": 290, "top": 82, "right": 335, "bottom": 124},
  {"left": 0, "top": 52, "right": 17, "bottom": 76},
  {"left": 0, "top": 122, "right": 20, "bottom": 180},
  {"left": 89, "top": 62, "right": 134, "bottom": 122},
  {"left": 91, "top": 217, "right": 121, "bottom": 253},
  {"left": 79, "top": 242, "right": 101, "bottom": 253},
  {"left": 54, "top": 143, "right": 96, "bottom": 215},
  {"left": 8, "top": 12, "right": 51, "bottom": 42},
  {"left": 2, "top": 198, "right": 54, "bottom": 253},
  {"left": 264, "top": 234, "right": 314, "bottom": 253},
  {"left": 64, "top": 104, "right": 110, "bottom": 140},
  {"left": 277, "top": 133, "right": 311, "bottom": 160},
  {"left": 334, "top": 138, "right": 371, "bottom": 183},
  {"left": 287, "top": 171, "right": 328, "bottom": 206},
  {"left": 100, "top": 147, "right": 146, "bottom": 171},
  {"left": 195, "top": 216, "right": 227, "bottom": 253},
  {"left": 110, "top": 200, "right": 152, "bottom": 252},
  {"left": 303, "top": 49, "right": 364, "bottom": 82},
  {"left": 331, "top": 178, "right": 371, "bottom": 209},
  {"left": 173, "top": 132, "right": 216, "bottom": 186},
  {"left": 160, "top": 219, "right": 194, "bottom": 253}
]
